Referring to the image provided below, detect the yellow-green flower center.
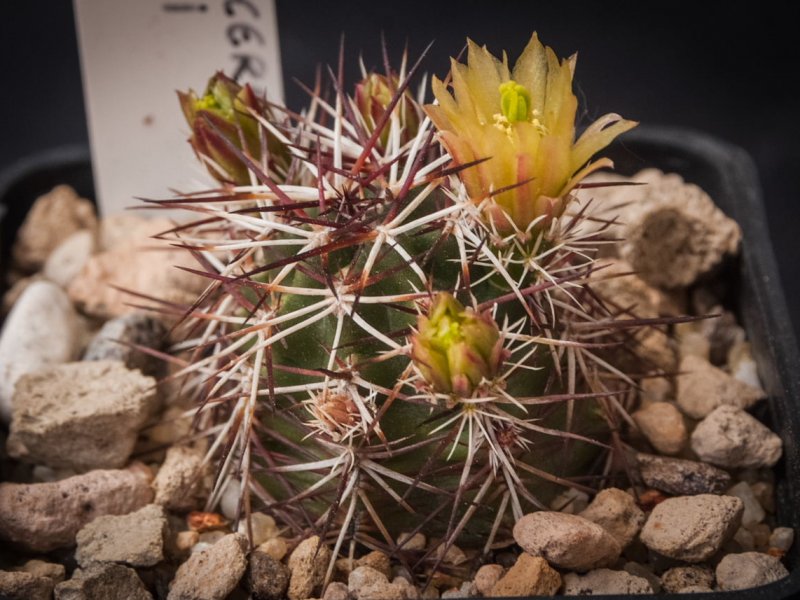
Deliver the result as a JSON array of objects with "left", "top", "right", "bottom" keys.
[{"left": 499, "top": 80, "right": 531, "bottom": 123}]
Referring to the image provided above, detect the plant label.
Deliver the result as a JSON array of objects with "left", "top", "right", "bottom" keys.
[{"left": 73, "top": 0, "right": 283, "bottom": 215}]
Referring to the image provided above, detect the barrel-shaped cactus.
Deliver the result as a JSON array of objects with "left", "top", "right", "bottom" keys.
[{"left": 156, "top": 33, "right": 645, "bottom": 579}]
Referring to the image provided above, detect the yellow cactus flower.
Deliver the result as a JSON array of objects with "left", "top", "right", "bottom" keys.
[{"left": 425, "top": 34, "right": 637, "bottom": 234}]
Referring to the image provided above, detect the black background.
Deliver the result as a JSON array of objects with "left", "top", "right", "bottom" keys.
[{"left": 1, "top": 1, "right": 798, "bottom": 337}]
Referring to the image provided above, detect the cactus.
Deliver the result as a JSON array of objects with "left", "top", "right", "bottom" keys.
[{"left": 153, "top": 33, "right": 648, "bottom": 578}]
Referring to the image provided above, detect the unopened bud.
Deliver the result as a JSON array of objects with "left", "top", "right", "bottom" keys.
[
  {"left": 411, "top": 293, "right": 502, "bottom": 396},
  {"left": 355, "top": 73, "right": 419, "bottom": 147},
  {"left": 178, "top": 72, "right": 285, "bottom": 184}
]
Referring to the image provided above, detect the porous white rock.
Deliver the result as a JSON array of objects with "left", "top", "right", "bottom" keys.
[
  {"left": 578, "top": 488, "right": 645, "bottom": 549},
  {"left": 716, "top": 552, "right": 789, "bottom": 591},
  {"left": 153, "top": 445, "right": 207, "bottom": 511},
  {"left": 55, "top": 563, "right": 153, "bottom": 599},
  {"left": 562, "top": 568, "right": 653, "bottom": 595},
  {"left": 167, "top": 533, "right": 248, "bottom": 600},
  {"left": 660, "top": 566, "right": 715, "bottom": 593},
  {"left": 632, "top": 402, "right": 687, "bottom": 455},
  {"left": 677, "top": 355, "right": 765, "bottom": 419},
  {"left": 691, "top": 405, "right": 783, "bottom": 469},
  {"left": 7, "top": 360, "right": 158, "bottom": 470},
  {"left": 639, "top": 494, "right": 743, "bottom": 562},
  {"left": 68, "top": 217, "right": 206, "bottom": 323},
  {"left": 12, "top": 184, "right": 97, "bottom": 272},
  {"left": 0, "top": 463, "right": 153, "bottom": 552},
  {"left": 513, "top": 511, "right": 621, "bottom": 571},
  {"left": 75, "top": 504, "right": 167, "bottom": 567},
  {"left": 288, "top": 536, "right": 331, "bottom": 600},
  {"left": 580, "top": 169, "right": 741, "bottom": 289}
]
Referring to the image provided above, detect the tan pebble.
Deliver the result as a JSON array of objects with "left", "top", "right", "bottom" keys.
[
  {"left": 579, "top": 488, "right": 645, "bottom": 549},
  {"left": 488, "top": 554, "right": 561, "bottom": 597},
  {"left": 176, "top": 530, "right": 199, "bottom": 553},
  {"left": 513, "top": 511, "right": 621, "bottom": 571},
  {"left": 397, "top": 531, "right": 426, "bottom": 551},
  {"left": 258, "top": 537, "right": 288, "bottom": 561},
  {"left": 288, "top": 535, "right": 331, "bottom": 600},
  {"left": 473, "top": 564, "right": 504, "bottom": 596},
  {"left": 632, "top": 402, "right": 687, "bottom": 455}
]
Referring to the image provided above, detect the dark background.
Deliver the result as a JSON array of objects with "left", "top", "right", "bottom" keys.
[{"left": 1, "top": 1, "right": 798, "bottom": 337}]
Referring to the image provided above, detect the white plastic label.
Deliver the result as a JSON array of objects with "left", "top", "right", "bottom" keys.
[{"left": 74, "top": 0, "right": 283, "bottom": 215}]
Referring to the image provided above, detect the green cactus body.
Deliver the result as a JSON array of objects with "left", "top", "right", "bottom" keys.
[{"left": 166, "top": 33, "right": 641, "bottom": 574}]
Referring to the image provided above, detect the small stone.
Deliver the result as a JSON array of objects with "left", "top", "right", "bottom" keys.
[
  {"left": 13, "top": 184, "right": 97, "bottom": 272},
  {"left": 287, "top": 535, "right": 331, "bottom": 600},
  {"left": 733, "top": 526, "right": 755, "bottom": 551},
  {"left": 562, "top": 568, "right": 653, "bottom": 595},
  {"left": 83, "top": 313, "right": 167, "bottom": 375},
  {"left": 677, "top": 329, "right": 710, "bottom": 361},
  {"left": 176, "top": 530, "right": 199, "bottom": 553},
  {"left": 691, "top": 405, "right": 783, "bottom": 468},
  {"left": 0, "top": 280, "right": 82, "bottom": 422},
  {"left": 397, "top": 531, "right": 426, "bottom": 551},
  {"left": 7, "top": 361, "right": 158, "bottom": 471},
  {"left": 323, "top": 581, "right": 351, "bottom": 600},
  {"left": 17, "top": 559, "right": 66, "bottom": 583},
  {"left": 154, "top": 445, "right": 208, "bottom": 512},
  {"left": 660, "top": 566, "right": 714, "bottom": 593},
  {"left": 639, "top": 494, "right": 743, "bottom": 562},
  {"left": 168, "top": 533, "right": 248, "bottom": 600},
  {"left": 55, "top": 563, "right": 152, "bottom": 600},
  {"left": 632, "top": 402, "right": 687, "bottom": 455},
  {"left": 727, "top": 482, "right": 766, "bottom": 527},
  {"left": 639, "top": 377, "right": 672, "bottom": 407},
  {"left": 258, "top": 537, "right": 288, "bottom": 561},
  {"left": 716, "top": 552, "right": 789, "bottom": 591},
  {"left": 750, "top": 523, "right": 772, "bottom": 551},
  {"left": 473, "top": 564, "right": 504, "bottom": 596},
  {"left": 68, "top": 217, "right": 206, "bottom": 323},
  {"left": 579, "top": 488, "right": 645, "bottom": 549},
  {"left": 729, "top": 341, "right": 764, "bottom": 389},
  {"left": 146, "top": 405, "right": 193, "bottom": 448},
  {"left": 623, "top": 563, "right": 661, "bottom": 593},
  {"left": 0, "top": 570, "right": 54, "bottom": 600},
  {"left": 770, "top": 527, "right": 795, "bottom": 552},
  {"left": 548, "top": 488, "right": 590, "bottom": 514},
  {"left": 602, "top": 169, "right": 741, "bottom": 289},
  {"left": 248, "top": 551, "right": 290, "bottom": 600},
  {"left": 348, "top": 567, "right": 417, "bottom": 600},
  {"left": 236, "top": 512, "right": 279, "bottom": 547},
  {"left": 751, "top": 481, "right": 776, "bottom": 513},
  {"left": 43, "top": 229, "right": 96, "bottom": 289},
  {"left": 635, "top": 452, "right": 731, "bottom": 495},
  {"left": 219, "top": 479, "right": 241, "bottom": 520},
  {"left": 488, "top": 554, "right": 561, "bottom": 597},
  {"left": 76, "top": 503, "right": 167, "bottom": 567},
  {"left": 356, "top": 551, "right": 392, "bottom": 578},
  {"left": 433, "top": 543, "right": 467, "bottom": 566},
  {"left": 680, "top": 585, "right": 714, "bottom": 593},
  {"left": 0, "top": 464, "right": 153, "bottom": 552},
  {"left": 198, "top": 530, "right": 227, "bottom": 545},
  {"left": 513, "top": 511, "right": 621, "bottom": 571},
  {"left": 677, "top": 355, "right": 765, "bottom": 419},
  {"left": 443, "top": 581, "right": 475, "bottom": 599}
]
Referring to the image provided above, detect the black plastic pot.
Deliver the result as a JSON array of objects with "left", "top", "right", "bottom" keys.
[
  {"left": 0, "top": 145, "right": 94, "bottom": 279},
  {"left": 0, "top": 128, "right": 798, "bottom": 598}
]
